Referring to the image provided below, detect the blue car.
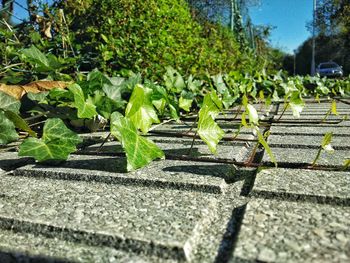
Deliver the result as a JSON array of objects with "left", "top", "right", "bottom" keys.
[{"left": 316, "top": 62, "right": 343, "bottom": 78}]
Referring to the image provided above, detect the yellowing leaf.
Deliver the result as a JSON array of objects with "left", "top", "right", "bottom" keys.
[
  {"left": 0, "top": 81, "right": 69, "bottom": 100},
  {"left": 331, "top": 100, "right": 338, "bottom": 115}
]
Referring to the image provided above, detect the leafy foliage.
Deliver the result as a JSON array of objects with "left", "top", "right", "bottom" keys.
[
  {"left": 197, "top": 93, "right": 225, "bottom": 154},
  {"left": 19, "top": 118, "right": 82, "bottom": 162},
  {"left": 125, "top": 84, "right": 160, "bottom": 134},
  {"left": 110, "top": 112, "right": 164, "bottom": 171},
  {"left": 0, "top": 111, "right": 18, "bottom": 145}
]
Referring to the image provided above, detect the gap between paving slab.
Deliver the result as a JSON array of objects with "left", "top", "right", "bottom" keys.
[{"left": 14, "top": 155, "right": 234, "bottom": 194}]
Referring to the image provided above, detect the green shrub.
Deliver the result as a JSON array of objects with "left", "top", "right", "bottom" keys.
[{"left": 59, "top": 0, "right": 245, "bottom": 78}]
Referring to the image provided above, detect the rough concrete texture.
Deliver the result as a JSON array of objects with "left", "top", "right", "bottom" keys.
[
  {"left": 262, "top": 146, "right": 349, "bottom": 166},
  {"left": 14, "top": 155, "right": 232, "bottom": 194},
  {"left": 0, "top": 99, "right": 349, "bottom": 262},
  {"left": 270, "top": 125, "right": 350, "bottom": 135},
  {"left": 267, "top": 134, "right": 350, "bottom": 148},
  {"left": 0, "top": 173, "right": 217, "bottom": 261},
  {"left": 233, "top": 199, "right": 350, "bottom": 263},
  {"left": 81, "top": 139, "right": 250, "bottom": 162},
  {"left": 251, "top": 168, "right": 350, "bottom": 205}
]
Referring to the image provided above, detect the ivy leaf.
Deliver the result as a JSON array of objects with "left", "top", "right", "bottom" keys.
[
  {"left": 163, "top": 66, "right": 185, "bottom": 93},
  {"left": 246, "top": 104, "right": 259, "bottom": 125},
  {"left": 256, "top": 129, "right": 277, "bottom": 167},
  {"left": 125, "top": 84, "right": 159, "bottom": 134},
  {"left": 69, "top": 84, "right": 97, "bottom": 119},
  {"left": 197, "top": 94, "right": 225, "bottom": 154},
  {"left": 321, "top": 132, "right": 334, "bottom": 153},
  {"left": 331, "top": 100, "right": 338, "bottom": 115},
  {"left": 19, "top": 118, "right": 82, "bottom": 162},
  {"left": 0, "top": 111, "right": 18, "bottom": 145},
  {"left": 4, "top": 111, "right": 37, "bottom": 137},
  {"left": 0, "top": 91, "right": 20, "bottom": 113},
  {"left": 21, "top": 46, "right": 52, "bottom": 71},
  {"left": 110, "top": 112, "right": 164, "bottom": 171},
  {"left": 344, "top": 159, "right": 350, "bottom": 170}
]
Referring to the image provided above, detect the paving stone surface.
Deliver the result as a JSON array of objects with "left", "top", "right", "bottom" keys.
[
  {"left": 233, "top": 199, "right": 350, "bottom": 263},
  {"left": 14, "top": 155, "right": 232, "bottom": 193},
  {"left": 0, "top": 99, "right": 349, "bottom": 262},
  {"left": 262, "top": 146, "right": 349, "bottom": 166},
  {"left": 81, "top": 139, "right": 250, "bottom": 162},
  {"left": 267, "top": 134, "right": 350, "bottom": 148},
  {"left": 0, "top": 173, "right": 217, "bottom": 261},
  {"left": 251, "top": 168, "right": 350, "bottom": 205},
  {"left": 270, "top": 125, "right": 350, "bottom": 135}
]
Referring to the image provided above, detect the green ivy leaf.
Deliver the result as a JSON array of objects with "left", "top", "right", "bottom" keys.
[
  {"left": 0, "top": 111, "right": 18, "bottom": 145},
  {"left": 69, "top": 84, "right": 97, "bottom": 119},
  {"left": 110, "top": 112, "right": 164, "bottom": 171},
  {"left": 125, "top": 84, "right": 159, "bottom": 134},
  {"left": 21, "top": 46, "right": 52, "bottom": 71},
  {"left": 321, "top": 132, "right": 334, "bottom": 153},
  {"left": 197, "top": 94, "right": 225, "bottom": 154},
  {"left": 163, "top": 66, "right": 185, "bottom": 93},
  {"left": 344, "top": 159, "right": 350, "bottom": 170},
  {"left": 179, "top": 96, "right": 193, "bottom": 112},
  {"left": 331, "top": 100, "right": 338, "bottom": 115},
  {"left": 0, "top": 91, "right": 20, "bottom": 113},
  {"left": 4, "top": 111, "right": 37, "bottom": 137},
  {"left": 246, "top": 104, "right": 259, "bottom": 125},
  {"left": 19, "top": 118, "right": 82, "bottom": 162},
  {"left": 256, "top": 129, "right": 277, "bottom": 167}
]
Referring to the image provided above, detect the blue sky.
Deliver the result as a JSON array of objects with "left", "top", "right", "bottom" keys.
[
  {"left": 11, "top": 0, "right": 312, "bottom": 54},
  {"left": 249, "top": 0, "right": 314, "bottom": 53}
]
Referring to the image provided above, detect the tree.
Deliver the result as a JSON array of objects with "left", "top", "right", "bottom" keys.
[{"left": 1, "top": 0, "right": 14, "bottom": 24}]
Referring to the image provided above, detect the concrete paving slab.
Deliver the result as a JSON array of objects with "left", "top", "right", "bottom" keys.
[
  {"left": 150, "top": 121, "right": 256, "bottom": 141},
  {"left": 273, "top": 114, "right": 344, "bottom": 121},
  {"left": 14, "top": 155, "right": 233, "bottom": 194},
  {"left": 270, "top": 125, "right": 350, "bottom": 135},
  {"left": 233, "top": 199, "right": 350, "bottom": 262},
  {"left": 267, "top": 134, "right": 350, "bottom": 148},
  {"left": 272, "top": 120, "right": 350, "bottom": 127},
  {"left": 0, "top": 228, "right": 172, "bottom": 263},
  {"left": 262, "top": 147, "right": 350, "bottom": 166},
  {"left": 81, "top": 139, "right": 250, "bottom": 162},
  {"left": 0, "top": 173, "right": 217, "bottom": 261},
  {"left": 251, "top": 168, "right": 350, "bottom": 205}
]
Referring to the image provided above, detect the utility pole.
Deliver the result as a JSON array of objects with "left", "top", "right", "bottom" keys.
[
  {"left": 311, "top": 0, "right": 316, "bottom": 76},
  {"left": 293, "top": 49, "right": 297, "bottom": 75},
  {"left": 230, "top": 0, "right": 235, "bottom": 32}
]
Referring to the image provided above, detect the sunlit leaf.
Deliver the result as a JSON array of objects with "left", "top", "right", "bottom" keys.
[
  {"left": 19, "top": 118, "right": 82, "bottom": 162},
  {"left": 110, "top": 112, "right": 164, "bottom": 171},
  {"left": 256, "top": 128, "right": 277, "bottom": 167},
  {"left": 179, "top": 96, "right": 193, "bottom": 112},
  {"left": 125, "top": 84, "right": 159, "bottom": 133},
  {"left": 331, "top": 100, "right": 338, "bottom": 115},
  {"left": 197, "top": 94, "right": 225, "bottom": 154},
  {"left": 246, "top": 104, "right": 259, "bottom": 125},
  {"left": 69, "top": 84, "right": 97, "bottom": 119}
]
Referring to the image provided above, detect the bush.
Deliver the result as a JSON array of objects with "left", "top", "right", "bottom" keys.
[{"left": 58, "top": 0, "right": 246, "bottom": 78}]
